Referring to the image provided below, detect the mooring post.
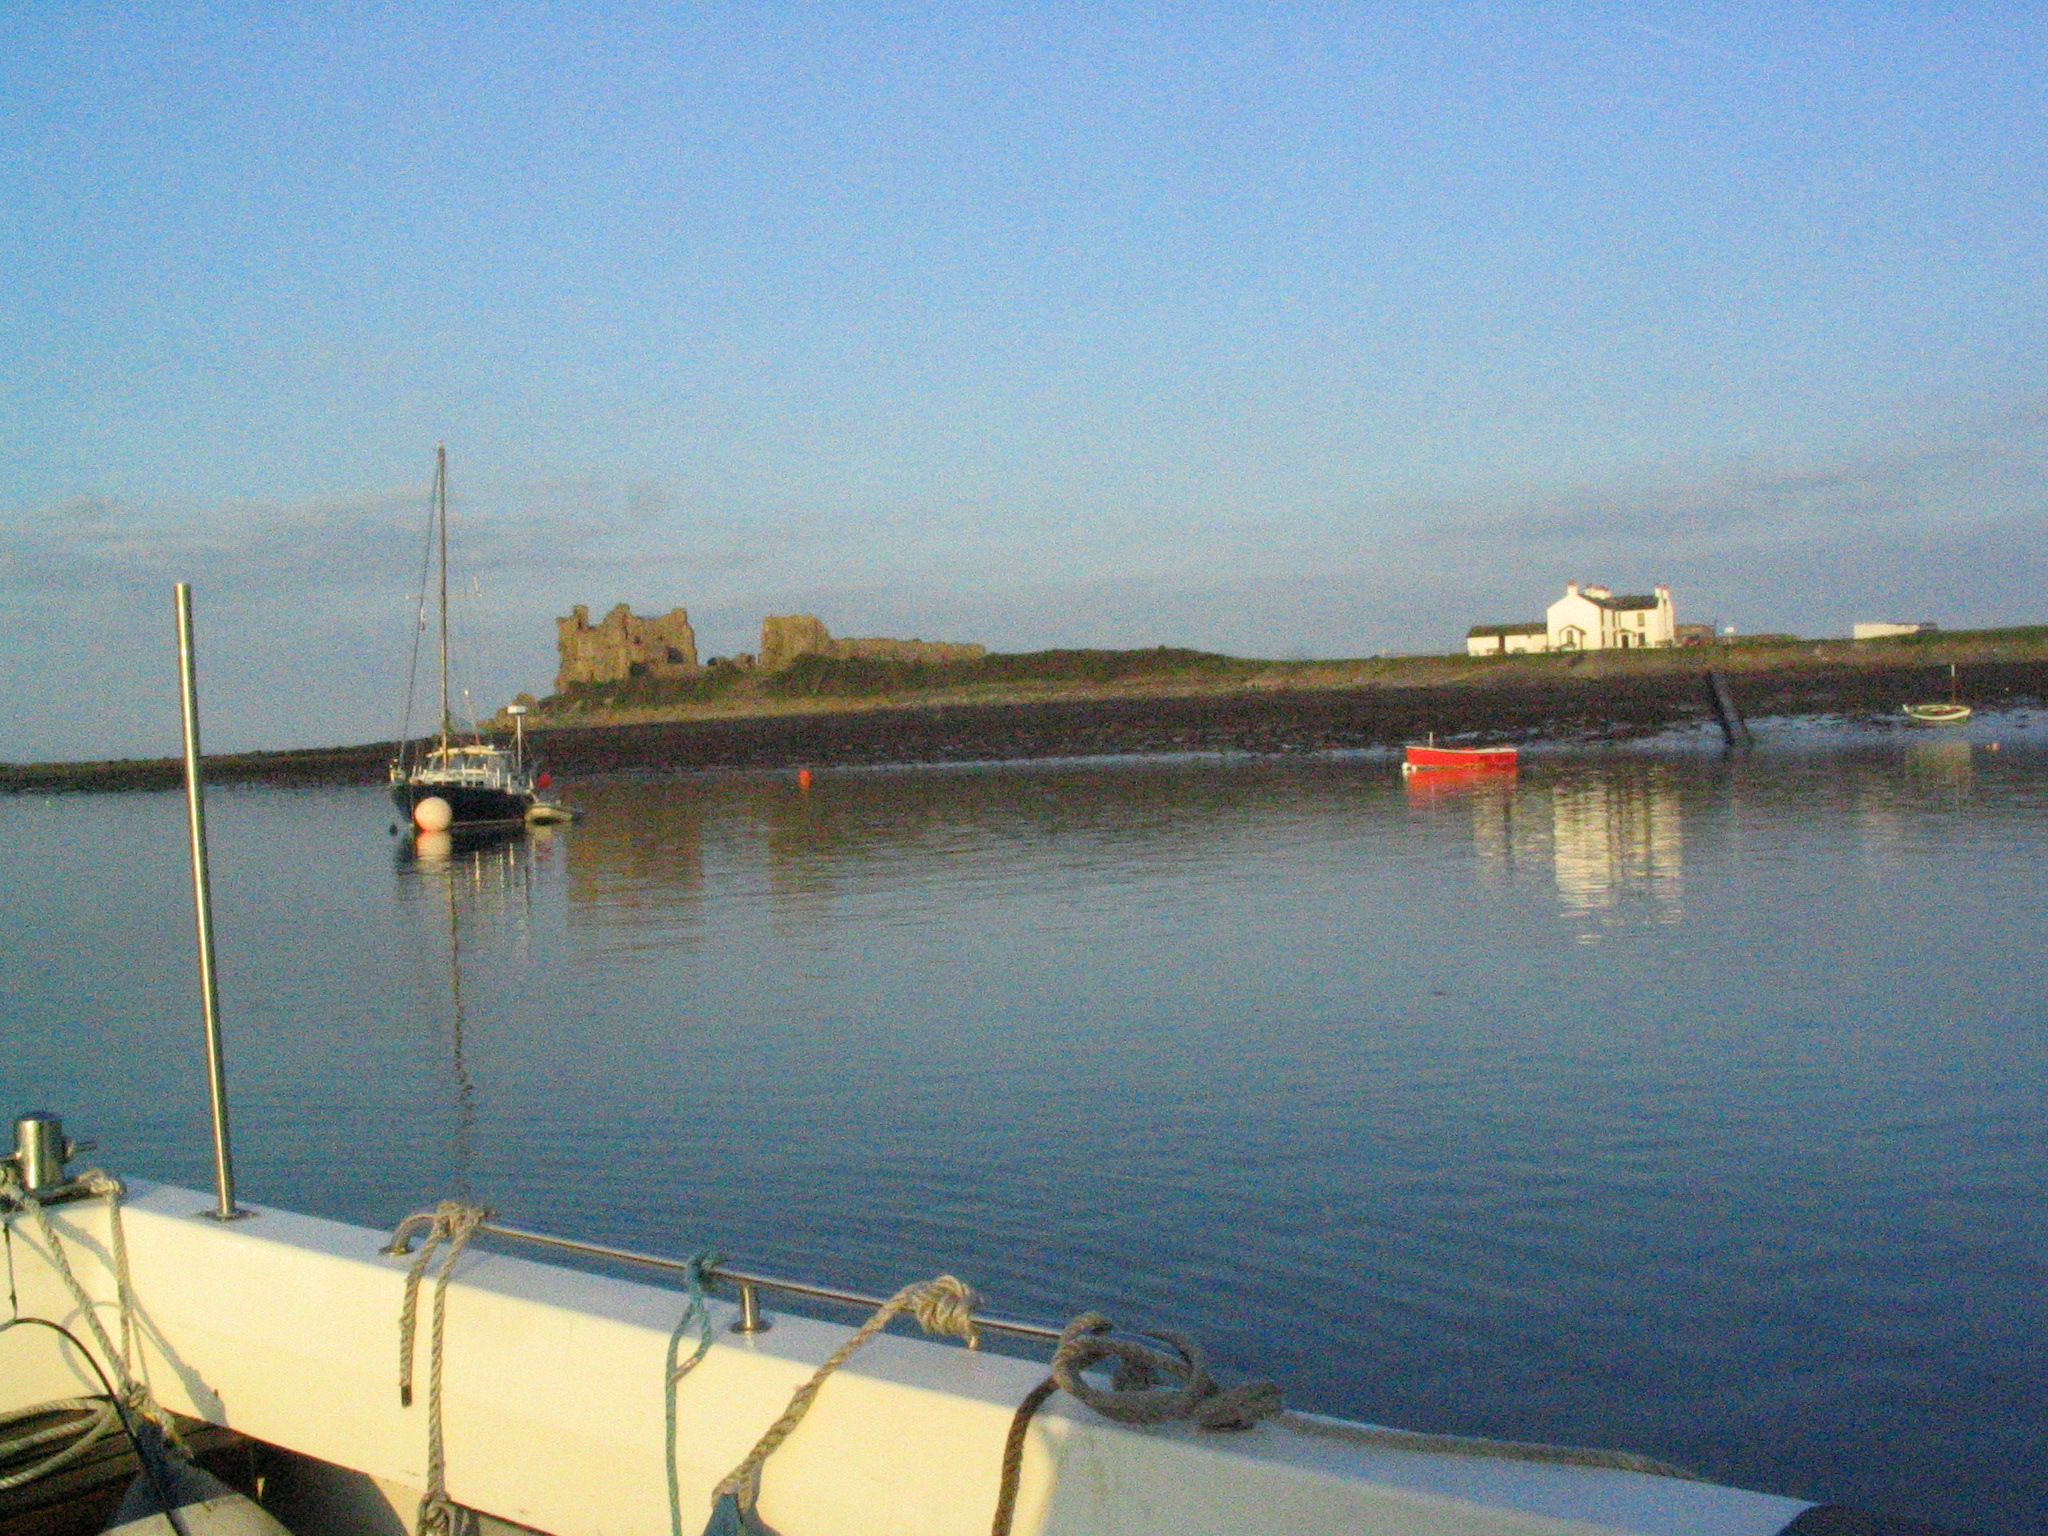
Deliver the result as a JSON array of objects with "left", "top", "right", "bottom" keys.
[
  {"left": 1706, "top": 669, "right": 1752, "bottom": 750},
  {"left": 175, "top": 583, "right": 249, "bottom": 1221}
]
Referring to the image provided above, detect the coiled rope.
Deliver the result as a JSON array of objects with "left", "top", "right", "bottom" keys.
[
  {"left": 0, "top": 1167, "right": 188, "bottom": 1521},
  {"left": 0, "top": 1314, "right": 185, "bottom": 1533},
  {"left": 0, "top": 1395, "right": 122, "bottom": 1494},
  {"left": 395, "top": 1200, "right": 493, "bottom": 1536},
  {"left": 0, "top": 1168, "right": 170, "bottom": 1434},
  {"left": 989, "top": 1312, "right": 1697, "bottom": 1536},
  {"left": 701, "top": 1275, "right": 981, "bottom": 1536}
]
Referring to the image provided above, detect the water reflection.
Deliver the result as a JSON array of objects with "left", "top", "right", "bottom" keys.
[
  {"left": 562, "top": 783, "right": 706, "bottom": 934},
  {"left": 395, "top": 827, "right": 548, "bottom": 1197},
  {"left": 1857, "top": 741, "right": 1981, "bottom": 862},
  {"left": 1904, "top": 737, "right": 1974, "bottom": 792},
  {"left": 1549, "top": 772, "right": 1684, "bottom": 930},
  {"left": 762, "top": 778, "right": 845, "bottom": 931},
  {"left": 1418, "top": 766, "right": 1687, "bottom": 930}
]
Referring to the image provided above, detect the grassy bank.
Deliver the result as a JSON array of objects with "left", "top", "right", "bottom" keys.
[{"left": 528, "top": 626, "right": 2048, "bottom": 729}]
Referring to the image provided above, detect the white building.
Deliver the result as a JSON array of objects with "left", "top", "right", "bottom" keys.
[
  {"left": 1852, "top": 621, "right": 1936, "bottom": 641},
  {"left": 1464, "top": 621, "right": 1550, "bottom": 656},
  {"left": 1467, "top": 583, "right": 1678, "bottom": 656},
  {"left": 1547, "top": 582, "right": 1676, "bottom": 650}
]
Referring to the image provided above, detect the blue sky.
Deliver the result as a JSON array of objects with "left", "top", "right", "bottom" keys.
[{"left": 3, "top": 4, "right": 2044, "bottom": 758}]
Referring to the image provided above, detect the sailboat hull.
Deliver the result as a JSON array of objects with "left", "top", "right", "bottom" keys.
[{"left": 391, "top": 781, "right": 532, "bottom": 828}]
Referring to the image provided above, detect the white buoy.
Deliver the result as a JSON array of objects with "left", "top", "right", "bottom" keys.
[{"left": 413, "top": 796, "right": 454, "bottom": 832}]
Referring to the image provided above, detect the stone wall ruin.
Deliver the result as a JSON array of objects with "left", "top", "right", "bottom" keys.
[
  {"left": 555, "top": 604, "right": 984, "bottom": 692},
  {"left": 758, "top": 615, "right": 986, "bottom": 672}
]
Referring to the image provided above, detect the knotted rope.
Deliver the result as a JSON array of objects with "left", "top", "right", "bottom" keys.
[
  {"left": 702, "top": 1275, "right": 981, "bottom": 1536},
  {"left": 989, "top": 1311, "right": 1694, "bottom": 1534},
  {"left": 664, "top": 1250, "right": 723, "bottom": 1536},
  {"left": 396, "top": 1200, "right": 493, "bottom": 1536},
  {"left": 992, "top": 1312, "right": 1282, "bottom": 1536}
]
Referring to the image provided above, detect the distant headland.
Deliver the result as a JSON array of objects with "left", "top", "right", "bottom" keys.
[{"left": 7, "top": 614, "right": 2044, "bottom": 793}]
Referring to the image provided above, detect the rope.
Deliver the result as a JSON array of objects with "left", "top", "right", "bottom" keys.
[
  {"left": 664, "top": 1251, "right": 723, "bottom": 1536},
  {"left": 0, "top": 1397, "right": 122, "bottom": 1492},
  {"left": 0, "top": 1315, "right": 188, "bottom": 1536},
  {"left": 1047, "top": 1312, "right": 1284, "bottom": 1430},
  {"left": 0, "top": 1179, "right": 190, "bottom": 1536},
  {"left": 1, "top": 1167, "right": 166, "bottom": 1437},
  {"left": 394, "top": 470, "right": 441, "bottom": 763},
  {"left": 396, "top": 1200, "right": 492, "bottom": 1536},
  {"left": 1273, "top": 1412, "right": 1698, "bottom": 1479},
  {"left": 704, "top": 1275, "right": 981, "bottom": 1533},
  {"left": 989, "top": 1312, "right": 1692, "bottom": 1536}
]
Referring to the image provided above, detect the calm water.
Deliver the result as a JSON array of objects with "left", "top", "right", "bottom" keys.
[{"left": 4, "top": 734, "right": 2045, "bottom": 1533}]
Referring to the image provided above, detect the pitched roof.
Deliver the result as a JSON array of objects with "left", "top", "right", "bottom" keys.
[{"left": 1587, "top": 592, "right": 1661, "bottom": 611}]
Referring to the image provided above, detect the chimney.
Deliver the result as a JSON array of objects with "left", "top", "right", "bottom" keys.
[{"left": 1566, "top": 581, "right": 1579, "bottom": 597}]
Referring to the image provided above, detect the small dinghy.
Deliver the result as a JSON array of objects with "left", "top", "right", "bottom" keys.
[
  {"left": 104, "top": 1453, "right": 292, "bottom": 1536},
  {"left": 1402, "top": 738, "right": 1519, "bottom": 775},
  {"left": 1903, "top": 665, "right": 1971, "bottom": 724},
  {"left": 1902, "top": 702, "right": 1971, "bottom": 725}
]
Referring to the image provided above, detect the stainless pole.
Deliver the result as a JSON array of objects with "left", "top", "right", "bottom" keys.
[{"left": 175, "top": 583, "right": 247, "bottom": 1221}]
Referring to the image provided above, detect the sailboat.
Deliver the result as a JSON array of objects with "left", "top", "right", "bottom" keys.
[
  {"left": 1902, "top": 664, "right": 1972, "bottom": 725},
  {"left": 389, "top": 447, "right": 539, "bottom": 830}
]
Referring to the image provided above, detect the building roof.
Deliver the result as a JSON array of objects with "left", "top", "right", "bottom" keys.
[
  {"left": 1584, "top": 592, "right": 1661, "bottom": 611},
  {"left": 1467, "top": 621, "right": 1548, "bottom": 636}
]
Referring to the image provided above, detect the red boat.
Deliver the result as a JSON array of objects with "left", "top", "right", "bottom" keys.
[{"left": 1402, "top": 742, "right": 1519, "bottom": 775}]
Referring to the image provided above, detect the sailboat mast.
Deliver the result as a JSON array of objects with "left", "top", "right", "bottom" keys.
[{"left": 437, "top": 444, "right": 451, "bottom": 753}]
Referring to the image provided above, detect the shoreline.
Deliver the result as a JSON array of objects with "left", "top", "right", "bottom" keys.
[{"left": 7, "top": 644, "right": 2045, "bottom": 793}]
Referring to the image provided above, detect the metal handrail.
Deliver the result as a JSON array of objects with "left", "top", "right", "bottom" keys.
[{"left": 380, "top": 1212, "right": 1065, "bottom": 1344}]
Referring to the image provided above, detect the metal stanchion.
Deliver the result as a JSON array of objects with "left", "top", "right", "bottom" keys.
[{"left": 175, "top": 583, "right": 248, "bottom": 1221}]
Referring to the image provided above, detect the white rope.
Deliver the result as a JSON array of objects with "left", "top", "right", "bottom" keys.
[
  {"left": 991, "top": 1312, "right": 1695, "bottom": 1536},
  {"left": 711, "top": 1275, "right": 980, "bottom": 1515},
  {"left": 1, "top": 1167, "right": 159, "bottom": 1427},
  {"left": 1274, "top": 1410, "right": 1699, "bottom": 1478},
  {"left": 396, "top": 1200, "right": 492, "bottom": 1536},
  {"left": 0, "top": 1397, "right": 122, "bottom": 1493},
  {"left": 0, "top": 1164, "right": 187, "bottom": 1507}
]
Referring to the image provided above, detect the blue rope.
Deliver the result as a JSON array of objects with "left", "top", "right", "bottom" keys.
[{"left": 665, "top": 1251, "right": 724, "bottom": 1536}]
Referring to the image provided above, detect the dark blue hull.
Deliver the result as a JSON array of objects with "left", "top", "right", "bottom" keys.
[{"left": 391, "top": 780, "right": 532, "bottom": 827}]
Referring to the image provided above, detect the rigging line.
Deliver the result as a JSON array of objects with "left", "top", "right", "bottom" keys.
[
  {"left": 437, "top": 446, "right": 451, "bottom": 753},
  {"left": 396, "top": 457, "right": 441, "bottom": 763}
]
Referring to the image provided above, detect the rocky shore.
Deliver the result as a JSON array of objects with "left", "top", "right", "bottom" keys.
[{"left": 7, "top": 648, "right": 2044, "bottom": 793}]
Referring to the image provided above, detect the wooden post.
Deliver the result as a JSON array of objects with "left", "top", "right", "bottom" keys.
[{"left": 1706, "top": 670, "right": 1751, "bottom": 750}]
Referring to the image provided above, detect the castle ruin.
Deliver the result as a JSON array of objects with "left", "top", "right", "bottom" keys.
[
  {"left": 555, "top": 604, "right": 983, "bottom": 691},
  {"left": 555, "top": 604, "right": 699, "bottom": 692}
]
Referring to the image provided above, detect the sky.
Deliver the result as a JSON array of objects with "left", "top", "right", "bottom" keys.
[{"left": 2, "top": 3, "right": 2044, "bottom": 760}]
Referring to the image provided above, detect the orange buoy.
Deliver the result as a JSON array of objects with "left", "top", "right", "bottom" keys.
[{"left": 798, "top": 768, "right": 814, "bottom": 791}]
